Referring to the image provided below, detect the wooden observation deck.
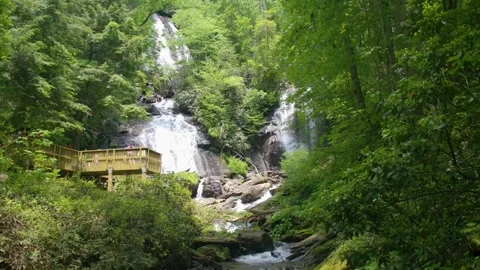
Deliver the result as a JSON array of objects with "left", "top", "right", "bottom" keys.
[{"left": 43, "top": 145, "right": 162, "bottom": 191}]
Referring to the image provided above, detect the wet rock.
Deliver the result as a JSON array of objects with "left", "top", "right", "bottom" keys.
[
  {"left": 196, "top": 130, "right": 211, "bottom": 149},
  {"left": 196, "top": 245, "right": 231, "bottom": 262},
  {"left": 189, "top": 249, "right": 222, "bottom": 270},
  {"left": 232, "top": 174, "right": 244, "bottom": 182},
  {"left": 237, "top": 229, "right": 274, "bottom": 253},
  {"left": 240, "top": 183, "right": 272, "bottom": 203},
  {"left": 195, "top": 150, "right": 229, "bottom": 178},
  {"left": 215, "top": 196, "right": 239, "bottom": 210},
  {"left": 262, "top": 134, "right": 285, "bottom": 170},
  {"left": 222, "top": 179, "right": 242, "bottom": 194},
  {"left": 202, "top": 177, "right": 224, "bottom": 198},
  {"left": 144, "top": 104, "right": 161, "bottom": 115}
]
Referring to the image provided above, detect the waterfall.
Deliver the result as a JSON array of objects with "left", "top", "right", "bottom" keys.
[
  {"left": 233, "top": 242, "right": 292, "bottom": 265},
  {"left": 268, "top": 89, "right": 299, "bottom": 152},
  {"left": 145, "top": 14, "right": 295, "bottom": 269},
  {"left": 122, "top": 14, "right": 226, "bottom": 176},
  {"left": 152, "top": 14, "right": 190, "bottom": 68},
  {"left": 260, "top": 89, "right": 301, "bottom": 170},
  {"left": 233, "top": 184, "right": 279, "bottom": 212},
  {"left": 134, "top": 99, "right": 198, "bottom": 173}
]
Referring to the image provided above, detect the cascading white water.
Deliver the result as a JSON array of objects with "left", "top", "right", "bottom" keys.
[
  {"left": 135, "top": 99, "right": 198, "bottom": 173},
  {"left": 265, "top": 89, "right": 300, "bottom": 152},
  {"left": 195, "top": 178, "right": 205, "bottom": 199},
  {"left": 234, "top": 243, "right": 292, "bottom": 265},
  {"left": 152, "top": 14, "right": 190, "bottom": 68},
  {"left": 126, "top": 14, "right": 227, "bottom": 176},
  {"left": 233, "top": 184, "right": 279, "bottom": 212},
  {"left": 213, "top": 220, "right": 248, "bottom": 233}
]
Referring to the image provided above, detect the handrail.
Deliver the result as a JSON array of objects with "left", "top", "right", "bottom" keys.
[{"left": 43, "top": 145, "right": 162, "bottom": 174}]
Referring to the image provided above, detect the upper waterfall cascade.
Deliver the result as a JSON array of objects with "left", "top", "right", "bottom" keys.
[
  {"left": 152, "top": 14, "right": 190, "bottom": 68},
  {"left": 124, "top": 14, "right": 226, "bottom": 176},
  {"left": 266, "top": 89, "right": 300, "bottom": 152}
]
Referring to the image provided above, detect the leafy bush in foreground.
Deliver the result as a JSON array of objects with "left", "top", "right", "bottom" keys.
[{"left": 0, "top": 168, "right": 200, "bottom": 270}]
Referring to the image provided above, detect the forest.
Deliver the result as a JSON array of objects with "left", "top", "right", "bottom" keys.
[{"left": 0, "top": 0, "right": 479, "bottom": 269}]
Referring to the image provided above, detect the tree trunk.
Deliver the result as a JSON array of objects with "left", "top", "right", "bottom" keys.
[
  {"left": 344, "top": 34, "right": 366, "bottom": 109},
  {"left": 380, "top": 0, "right": 397, "bottom": 92}
]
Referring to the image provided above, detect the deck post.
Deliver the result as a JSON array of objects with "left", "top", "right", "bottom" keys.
[
  {"left": 107, "top": 168, "right": 113, "bottom": 191},
  {"left": 141, "top": 166, "right": 147, "bottom": 179}
]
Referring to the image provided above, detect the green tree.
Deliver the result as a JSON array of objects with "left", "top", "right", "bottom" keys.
[{"left": 274, "top": 0, "right": 480, "bottom": 268}]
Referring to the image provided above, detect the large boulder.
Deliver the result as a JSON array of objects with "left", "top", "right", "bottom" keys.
[
  {"left": 251, "top": 175, "right": 269, "bottom": 185},
  {"left": 240, "top": 183, "right": 272, "bottom": 203},
  {"left": 201, "top": 177, "right": 224, "bottom": 198},
  {"left": 144, "top": 104, "right": 161, "bottom": 115},
  {"left": 262, "top": 134, "right": 285, "bottom": 170},
  {"left": 215, "top": 196, "right": 239, "bottom": 211},
  {"left": 222, "top": 179, "right": 242, "bottom": 194},
  {"left": 237, "top": 229, "right": 274, "bottom": 253},
  {"left": 197, "top": 198, "right": 218, "bottom": 206},
  {"left": 196, "top": 245, "right": 231, "bottom": 262},
  {"left": 194, "top": 236, "right": 242, "bottom": 257},
  {"left": 189, "top": 249, "right": 223, "bottom": 270},
  {"left": 230, "top": 178, "right": 259, "bottom": 196}
]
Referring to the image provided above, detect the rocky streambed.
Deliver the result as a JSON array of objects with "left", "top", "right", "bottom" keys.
[
  {"left": 195, "top": 171, "right": 284, "bottom": 210},
  {"left": 190, "top": 171, "right": 304, "bottom": 270}
]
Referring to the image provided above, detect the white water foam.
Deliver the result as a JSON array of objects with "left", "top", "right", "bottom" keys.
[
  {"left": 135, "top": 99, "right": 198, "bottom": 173},
  {"left": 152, "top": 14, "right": 191, "bottom": 68},
  {"left": 233, "top": 184, "right": 279, "bottom": 213},
  {"left": 195, "top": 177, "right": 205, "bottom": 199},
  {"left": 152, "top": 14, "right": 176, "bottom": 67},
  {"left": 265, "top": 89, "right": 301, "bottom": 152},
  {"left": 234, "top": 242, "right": 292, "bottom": 265}
]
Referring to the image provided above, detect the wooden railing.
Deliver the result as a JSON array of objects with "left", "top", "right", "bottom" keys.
[
  {"left": 45, "top": 144, "right": 80, "bottom": 171},
  {"left": 44, "top": 145, "right": 162, "bottom": 174}
]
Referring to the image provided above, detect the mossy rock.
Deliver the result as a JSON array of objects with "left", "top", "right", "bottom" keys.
[{"left": 197, "top": 245, "right": 232, "bottom": 262}]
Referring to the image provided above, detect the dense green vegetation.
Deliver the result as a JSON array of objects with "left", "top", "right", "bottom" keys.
[
  {"left": 0, "top": 0, "right": 159, "bottom": 149},
  {"left": 223, "top": 155, "right": 248, "bottom": 177},
  {"left": 0, "top": 163, "right": 199, "bottom": 269},
  {"left": 172, "top": 0, "right": 282, "bottom": 153},
  {"left": 0, "top": 2, "right": 200, "bottom": 269},
  {"left": 1, "top": 0, "right": 480, "bottom": 269},
  {"left": 268, "top": 0, "right": 480, "bottom": 268}
]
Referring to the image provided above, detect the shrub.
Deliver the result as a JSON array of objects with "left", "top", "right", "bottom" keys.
[
  {"left": 224, "top": 155, "right": 248, "bottom": 177},
  {"left": 0, "top": 171, "right": 200, "bottom": 270}
]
